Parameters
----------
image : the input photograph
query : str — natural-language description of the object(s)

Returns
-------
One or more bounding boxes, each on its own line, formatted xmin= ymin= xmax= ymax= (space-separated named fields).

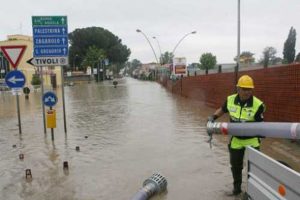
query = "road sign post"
xmin=1 ymin=45 xmax=27 ymax=135
xmin=43 ymin=91 xmax=58 ymax=141
xmin=32 ymin=16 xmax=69 ymax=134
xmin=5 ymin=70 xmax=26 ymax=134
xmin=43 ymin=91 xmax=57 ymax=107
xmin=5 ymin=70 xmax=26 ymax=89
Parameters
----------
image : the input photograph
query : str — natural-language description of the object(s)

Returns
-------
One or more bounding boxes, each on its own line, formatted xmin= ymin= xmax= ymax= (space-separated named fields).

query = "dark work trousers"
xmin=228 ymin=144 xmax=260 ymax=192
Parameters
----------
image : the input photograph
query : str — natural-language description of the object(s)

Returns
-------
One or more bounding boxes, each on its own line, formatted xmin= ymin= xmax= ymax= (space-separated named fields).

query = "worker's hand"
xmin=207 ymin=115 xmax=217 ymax=123
xmin=206 ymin=115 xmax=217 ymax=149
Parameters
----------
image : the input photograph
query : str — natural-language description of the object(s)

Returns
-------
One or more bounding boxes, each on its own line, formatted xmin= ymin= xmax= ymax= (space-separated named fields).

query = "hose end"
xmin=143 ymin=173 xmax=167 ymax=194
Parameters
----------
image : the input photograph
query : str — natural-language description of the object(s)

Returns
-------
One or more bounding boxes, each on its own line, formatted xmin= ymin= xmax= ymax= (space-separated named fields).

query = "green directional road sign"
xmin=32 ymin=16 xmax=67 ymax=26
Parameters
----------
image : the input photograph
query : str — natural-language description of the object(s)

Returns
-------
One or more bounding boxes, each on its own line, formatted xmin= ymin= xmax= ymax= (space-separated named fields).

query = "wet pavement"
xmin=0 ymin=77 xmax=299 ymax=200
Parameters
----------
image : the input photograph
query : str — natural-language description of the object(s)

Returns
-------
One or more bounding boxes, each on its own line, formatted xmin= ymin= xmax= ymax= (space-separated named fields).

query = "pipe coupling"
xmin=206 ymin=121 xmax=222 ymax=136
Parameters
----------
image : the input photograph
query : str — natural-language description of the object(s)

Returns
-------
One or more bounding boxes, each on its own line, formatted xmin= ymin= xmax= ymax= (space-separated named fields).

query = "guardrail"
xmin=247 ymin=147 xmax=300 ymax=200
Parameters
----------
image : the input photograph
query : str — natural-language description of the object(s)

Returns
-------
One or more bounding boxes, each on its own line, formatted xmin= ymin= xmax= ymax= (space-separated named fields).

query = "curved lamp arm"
xmin=152 ymin=36 xmax=162 ymax=63
xmin=136 ymin=29 xmax=159 ymax=64
xmin=172 ymin=31 xmax=196 ymax=55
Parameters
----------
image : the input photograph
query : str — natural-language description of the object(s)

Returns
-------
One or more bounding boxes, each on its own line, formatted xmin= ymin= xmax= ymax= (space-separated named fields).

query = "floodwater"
xmin=0 ymin=77 xmax=299 ymax=200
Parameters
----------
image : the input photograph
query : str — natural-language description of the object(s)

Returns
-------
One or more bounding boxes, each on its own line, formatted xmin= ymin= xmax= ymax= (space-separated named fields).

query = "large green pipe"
xmin=207 ymin=122 xmax=300 ymax=139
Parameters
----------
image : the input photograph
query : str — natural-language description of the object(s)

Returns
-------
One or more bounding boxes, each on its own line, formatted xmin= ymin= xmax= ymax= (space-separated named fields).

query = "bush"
xmin=31 ymin=74 xmax=41 ymax=85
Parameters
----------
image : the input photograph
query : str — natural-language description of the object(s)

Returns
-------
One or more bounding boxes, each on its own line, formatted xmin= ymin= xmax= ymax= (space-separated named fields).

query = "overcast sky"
xmin=1 ymin=0 xmax=300 ymax=64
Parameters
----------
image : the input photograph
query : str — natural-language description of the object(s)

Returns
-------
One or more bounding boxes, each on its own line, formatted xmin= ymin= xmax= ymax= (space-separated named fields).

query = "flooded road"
xmin=0 ymin=77 xmax=299 ymax=200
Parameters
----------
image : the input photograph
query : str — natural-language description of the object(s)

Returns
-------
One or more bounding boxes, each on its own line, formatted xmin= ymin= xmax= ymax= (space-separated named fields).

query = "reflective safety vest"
xmin=227 ymin=94 xmax=263 ymax=149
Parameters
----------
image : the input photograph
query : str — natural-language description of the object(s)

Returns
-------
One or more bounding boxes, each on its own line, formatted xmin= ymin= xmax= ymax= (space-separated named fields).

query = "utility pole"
xmin=235 ymin=0 xmax=241 ymax=87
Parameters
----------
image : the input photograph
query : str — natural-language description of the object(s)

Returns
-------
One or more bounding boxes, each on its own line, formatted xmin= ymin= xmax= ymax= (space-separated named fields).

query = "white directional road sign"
xmin=27 ymin=57 xmax=68 ymax=66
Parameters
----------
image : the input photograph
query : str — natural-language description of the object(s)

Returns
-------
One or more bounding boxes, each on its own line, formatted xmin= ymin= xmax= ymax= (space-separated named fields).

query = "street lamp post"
xmin=152 ymin=36 xmax=162 ymax=64
xmin=172 ymin=31 xmax=196 ymax=55
xmin=136 ymin=29 xmax=159 ymax=64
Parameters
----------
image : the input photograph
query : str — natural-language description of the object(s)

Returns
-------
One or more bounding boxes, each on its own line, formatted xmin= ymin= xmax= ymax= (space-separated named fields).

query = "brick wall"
xmin=159 ymin=64 xmax=300 ymax=122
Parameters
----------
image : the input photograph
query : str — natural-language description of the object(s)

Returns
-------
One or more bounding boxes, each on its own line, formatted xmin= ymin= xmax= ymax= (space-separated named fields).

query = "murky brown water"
xmin=0 ymin=77 xmax=299 ymax=200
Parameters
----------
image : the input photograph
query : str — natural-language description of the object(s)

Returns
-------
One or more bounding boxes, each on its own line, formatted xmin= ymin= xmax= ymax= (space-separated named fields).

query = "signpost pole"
xmin=16 ymin=94 xmax=22 ymax=134
xmin=32 ymin=16 xmax=69 ymax=135
xmin=50 ymin=106 xmax=54 ymax=140
xmin=40 ymin=66 xmax=47 ymax=134
xmin=43 ymin=91 xmax=57 ymax=140
xmin=5 ymin=70 xmax=26 ymax=134
xmin=61 ymin=66 xmax=67 ymax=133
xmin=2 ymin=45 xmax=27 ymax=135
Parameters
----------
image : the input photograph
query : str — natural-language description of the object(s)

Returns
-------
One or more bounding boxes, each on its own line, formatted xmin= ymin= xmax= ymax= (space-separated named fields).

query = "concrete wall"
xmin=158 ymin=63 xmax=300 ymax=122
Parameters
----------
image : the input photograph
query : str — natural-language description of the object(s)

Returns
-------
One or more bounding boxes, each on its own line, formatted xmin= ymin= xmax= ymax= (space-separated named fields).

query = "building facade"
xmin=0 ymin=34 xmax=62 ymax=88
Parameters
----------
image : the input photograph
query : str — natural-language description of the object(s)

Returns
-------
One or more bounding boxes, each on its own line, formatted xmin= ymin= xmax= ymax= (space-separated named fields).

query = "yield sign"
xmin=0 ymin=45 xmax=27 ymax=69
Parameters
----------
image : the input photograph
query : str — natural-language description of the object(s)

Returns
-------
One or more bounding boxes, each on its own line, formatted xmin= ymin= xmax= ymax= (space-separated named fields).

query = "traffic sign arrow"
xmin=43 ymin=91 xmax=58 ymax=107
xmin=27 ymin=57 xmax=68 ymax=66
xmin=26 ymin=58 xmax=35 ymax=66
xmin=32 ymin=16 xmax=67 ymax=26
xmin=7 ymin=76 xmax=25 ymax=84
xmin=45 ymin=96 xmax=56 ymax=103
xmin=5 ymin=70 xmax=26 ymax=89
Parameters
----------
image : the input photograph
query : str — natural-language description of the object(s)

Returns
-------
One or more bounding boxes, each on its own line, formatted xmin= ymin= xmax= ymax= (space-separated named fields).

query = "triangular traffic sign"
xmin=0 ymin=45 xmax=27 ymax=69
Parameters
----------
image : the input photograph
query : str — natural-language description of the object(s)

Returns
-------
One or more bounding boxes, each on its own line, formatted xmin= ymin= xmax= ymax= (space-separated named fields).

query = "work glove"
xmin=207 ymin=115 xmax=218 ymax=123
xmin=207 ymin=115 xmax=218 ymax=149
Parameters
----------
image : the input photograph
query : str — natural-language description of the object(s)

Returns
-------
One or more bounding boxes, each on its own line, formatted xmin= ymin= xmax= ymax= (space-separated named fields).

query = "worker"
xmin=207 ymin=75 xmax=266 ymax=196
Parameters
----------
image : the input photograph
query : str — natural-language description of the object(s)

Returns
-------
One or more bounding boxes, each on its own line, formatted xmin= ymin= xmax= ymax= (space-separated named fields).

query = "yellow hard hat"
xmin=237 ymin=75 xmax=254 ymax=88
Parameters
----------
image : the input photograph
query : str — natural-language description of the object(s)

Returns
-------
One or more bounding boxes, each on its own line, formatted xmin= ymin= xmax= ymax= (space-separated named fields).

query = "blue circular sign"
xmin=5 ymin=70 xmax=26 ymax=89
xmin=43 ymin=91 xmax=58 ymax=107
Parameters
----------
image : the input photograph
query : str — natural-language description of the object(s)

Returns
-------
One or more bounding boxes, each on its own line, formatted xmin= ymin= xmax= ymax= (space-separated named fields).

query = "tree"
xmin=199 ymin=53 xmax=217 ymax=70
xmin=160 ymin=51 xmax=174 ymax=64
xmin=127 ymin=59 xmax=142 ymax=75
xmin=31 ymin=74 xmax=41 ymax=86
xmin=283 ymin=27 xmax=296 ymax=64
xmin=260 ymin=47 xmax=278 ymax=67
xmin=131 ymin=59 xmax=142 ymax=69
xmin=81 ymin=46 xmax=106 ymax=69
xmin=189 ymin=63 xmax=201 ymax=69
xmin=234 ymin=51 xmax=255 ymax=64
xmin=69 ymin=27 xmax=131 ymax=70
xmin=295 ymin=53 xmax=300 ymax=62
